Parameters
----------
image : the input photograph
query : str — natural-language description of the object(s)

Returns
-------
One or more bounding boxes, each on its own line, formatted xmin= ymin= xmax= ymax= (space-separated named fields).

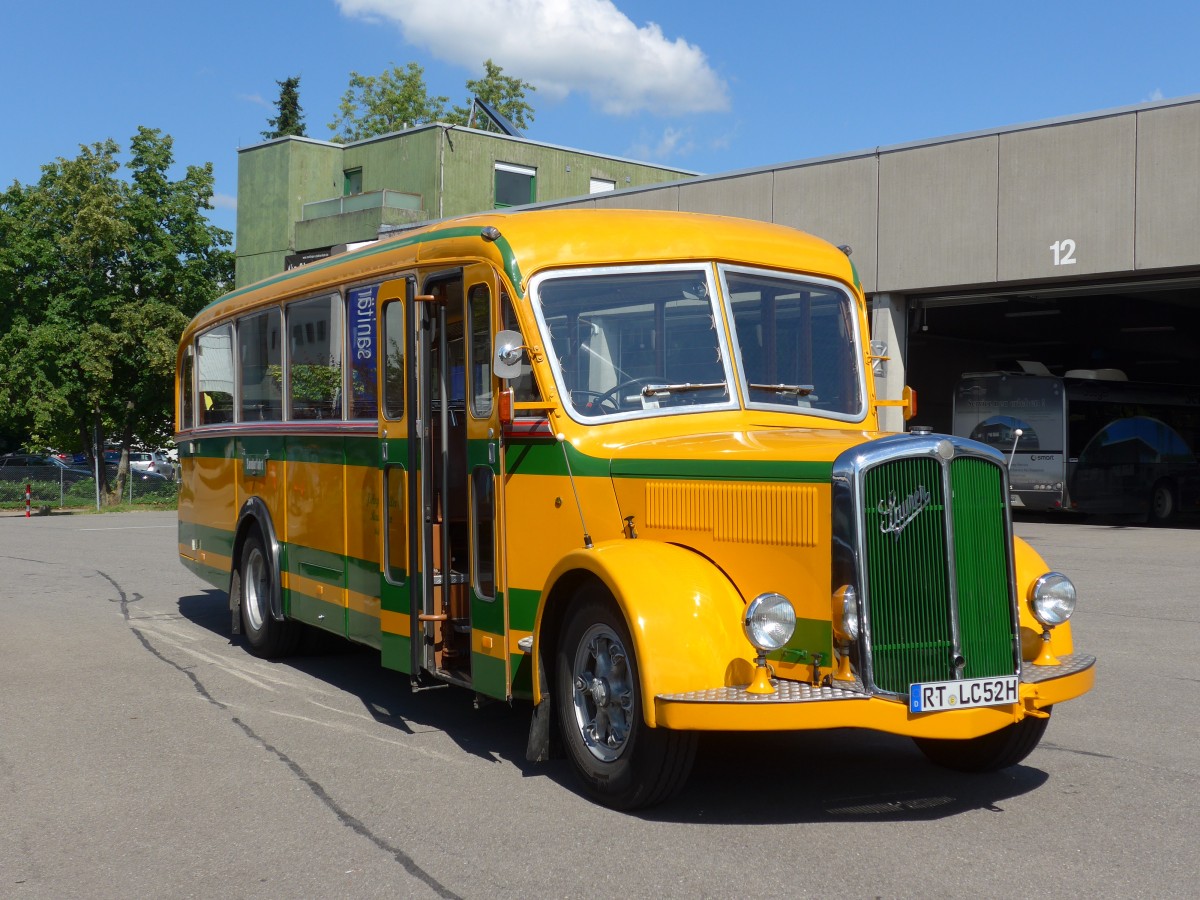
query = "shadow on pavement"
xmin=176 ymin=586 xmax=1054 ymax=823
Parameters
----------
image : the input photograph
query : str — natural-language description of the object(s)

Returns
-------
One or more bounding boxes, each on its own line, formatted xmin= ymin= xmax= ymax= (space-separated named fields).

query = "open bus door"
xmin=376 ymin=268 xmax=508 ymax=696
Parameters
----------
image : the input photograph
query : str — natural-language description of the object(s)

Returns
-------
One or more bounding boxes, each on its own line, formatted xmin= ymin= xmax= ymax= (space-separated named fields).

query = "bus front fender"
xmin=533 ymin=541 xmax=753 ymax=727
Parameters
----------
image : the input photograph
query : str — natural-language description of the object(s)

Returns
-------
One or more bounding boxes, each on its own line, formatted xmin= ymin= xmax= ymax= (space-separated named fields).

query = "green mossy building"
xmin=235 ymin=124 xmax=696 ymax=287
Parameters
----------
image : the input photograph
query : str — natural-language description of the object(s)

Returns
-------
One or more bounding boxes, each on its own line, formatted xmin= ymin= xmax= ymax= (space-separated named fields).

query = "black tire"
xmin=555 ymin=586 xmax=697 ymax=809
xmin=913 ymin=709 xmax=1051 ymax=772
xmin=1148 ymin=479 xmax=1176 ymax=525
xmin=234 ymin=531 xmax=301 ymax=658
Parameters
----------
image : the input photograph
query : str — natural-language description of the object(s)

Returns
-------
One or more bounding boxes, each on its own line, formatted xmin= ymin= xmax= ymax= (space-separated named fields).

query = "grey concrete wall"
xmin=878 ymin=137 xmax=999 ymax=291
xmin=550 ymin=97 xmax=1200 ymax=297
xmin=1135 ymin=102 xmax=1200 ymax=270
xmin=773 ymin=156 xmax=880 ymax=293
xmin=677 ymin=172 xmax=774 ymax=219
xmin=997 ymin=115 xmax=1136 ymax=281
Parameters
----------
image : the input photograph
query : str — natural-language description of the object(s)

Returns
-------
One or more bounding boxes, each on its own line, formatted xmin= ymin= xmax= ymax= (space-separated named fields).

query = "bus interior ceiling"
xmin=904 ymin=278 xmax=1200 ymax=434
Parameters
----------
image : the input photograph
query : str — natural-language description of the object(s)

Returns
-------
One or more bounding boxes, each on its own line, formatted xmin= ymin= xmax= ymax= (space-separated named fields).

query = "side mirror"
xmin=494 ymin=330 xmax=526 ymax=379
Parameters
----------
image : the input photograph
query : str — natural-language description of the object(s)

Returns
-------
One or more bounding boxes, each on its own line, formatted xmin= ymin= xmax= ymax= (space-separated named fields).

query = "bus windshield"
xmin=532 ymin=264 xmax=863 ymax=422
xmin=533 ymin=265 xmax=734 ymax=419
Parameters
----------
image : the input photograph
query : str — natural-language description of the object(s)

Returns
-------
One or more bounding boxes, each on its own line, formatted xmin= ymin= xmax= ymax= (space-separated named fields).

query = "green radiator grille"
xmin=950 ymin=457 xmax=1016 ymax=679
xmin=862 ymin=454 xmax=1015 ymax=695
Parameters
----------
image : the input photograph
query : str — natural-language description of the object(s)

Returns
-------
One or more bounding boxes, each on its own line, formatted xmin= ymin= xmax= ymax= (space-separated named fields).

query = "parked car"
xmin=0 ymin=453 xmax=93 ymax=484
xmin=129 ymin=450 xmax=176 ymax=480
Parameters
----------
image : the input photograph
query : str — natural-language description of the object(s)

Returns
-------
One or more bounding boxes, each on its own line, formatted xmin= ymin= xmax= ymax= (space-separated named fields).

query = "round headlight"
xmin=743 ymin=593 xmax=797 ymax=652
xmin=1029 ymin=572 xmax=1076 ymax=627
xmin=832 ymin=585 xmax=860 ymax=642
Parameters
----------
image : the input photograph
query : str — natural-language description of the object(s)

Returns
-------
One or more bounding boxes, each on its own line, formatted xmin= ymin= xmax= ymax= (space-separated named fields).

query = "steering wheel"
xmin=595 ymin=378 xmax=659 ymax=411
xmin=570 ymin=389 xmax=620 ymax=416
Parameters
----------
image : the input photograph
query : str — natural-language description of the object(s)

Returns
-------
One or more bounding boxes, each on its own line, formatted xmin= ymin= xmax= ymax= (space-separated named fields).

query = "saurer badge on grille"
xmin=877 ymin=485 xmax=932 ymax=539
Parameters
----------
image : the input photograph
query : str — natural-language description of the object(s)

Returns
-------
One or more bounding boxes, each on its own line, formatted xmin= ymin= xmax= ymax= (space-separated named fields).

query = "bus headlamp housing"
xmin=743 ymin=593 xmax=796 ymax=652
xmin=1029 ymin=572 xmax=1077 ymax=627
xmin=832 ymin=585 xmax=860 ymax=642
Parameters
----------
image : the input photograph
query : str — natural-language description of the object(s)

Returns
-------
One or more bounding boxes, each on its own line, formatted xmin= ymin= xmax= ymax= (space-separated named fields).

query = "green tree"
xmin=448 ymin=59 xmax=536 ymax=132
xmin=262 ymin=76 xmax=307 ymax=139
xmin=328 ymin=62 xmax=448 ymax=143
xmin=0 ymin=128 xmax=233 ymax=503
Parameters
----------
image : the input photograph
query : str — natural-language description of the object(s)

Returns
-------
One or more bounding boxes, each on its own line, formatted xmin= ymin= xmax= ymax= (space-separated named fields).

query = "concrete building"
xmin=533 ymin=95 xmax=1200 ymax=432
xmin=234 ymin=124 xmax=696 ymax=288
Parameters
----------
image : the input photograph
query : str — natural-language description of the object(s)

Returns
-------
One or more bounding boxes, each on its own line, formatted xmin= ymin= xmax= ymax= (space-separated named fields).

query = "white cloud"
xmin=210 ymin=193 xmax=238 ymax=210
xmin=334 ymin=0 xmax=730 ymax=116
xmin=629 ymin=125 xmax=695 ymax=162
xmin=238 ymin=93 xmax=271 ymax=109
xmin=1144 ymin=88 xmax=1164 ymax=102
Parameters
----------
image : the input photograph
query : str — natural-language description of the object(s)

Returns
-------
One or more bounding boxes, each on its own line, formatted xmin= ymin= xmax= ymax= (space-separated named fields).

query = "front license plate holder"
xmin=909 ymin=675 xmax=1019 ymax=713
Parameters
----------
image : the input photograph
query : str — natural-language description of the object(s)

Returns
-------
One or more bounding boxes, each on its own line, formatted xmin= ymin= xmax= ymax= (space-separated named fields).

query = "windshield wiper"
xmin=641 ymin=382 xmax=727 ymax=397
xmin=748 ymin=383 xmax=815 ymax=396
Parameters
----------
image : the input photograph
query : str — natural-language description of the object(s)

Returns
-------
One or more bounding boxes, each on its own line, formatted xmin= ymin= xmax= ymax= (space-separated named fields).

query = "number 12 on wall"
xmin=1050 ymin=239 xmax=1077 ymax=266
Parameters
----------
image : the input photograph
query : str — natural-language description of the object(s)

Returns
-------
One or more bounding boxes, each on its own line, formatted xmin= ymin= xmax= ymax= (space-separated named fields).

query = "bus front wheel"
xmin=913 ymin=709 xmax=1051 ymax=772
xmin=555 ymin=587 xmax=696 ymax=809
xmin=234 ymin=531 xmax=300 ymax=658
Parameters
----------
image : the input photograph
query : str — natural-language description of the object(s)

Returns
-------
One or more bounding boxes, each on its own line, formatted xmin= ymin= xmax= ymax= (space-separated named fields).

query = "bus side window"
xmin=468 ymin=284 xmax=492 ymax=418
xmin=501 ymin=291 xmax=542 ymax=402
xmin=382 ymin=300 xmax=405 ymax=420
xmin=288 ymin=294 xmax=343 ymax=420
xmin=238 ymin=308 xmax=282 ymax=421
xmin=179 ymin=344 xmax=195 ymax=430
xmin=197 ymin=324 xmax=234 ymax=425
xmin=348 ymin=285 xmax=379 ymax=419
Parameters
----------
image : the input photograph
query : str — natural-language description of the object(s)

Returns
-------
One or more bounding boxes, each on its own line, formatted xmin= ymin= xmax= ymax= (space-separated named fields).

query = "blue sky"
xmin=3 ymin=0 xmax=1197 ymax=239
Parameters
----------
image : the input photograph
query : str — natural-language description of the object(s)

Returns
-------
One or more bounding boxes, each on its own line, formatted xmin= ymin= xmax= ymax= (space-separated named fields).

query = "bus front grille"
xmin=835 ymin=436 xmax=1020 ymax=698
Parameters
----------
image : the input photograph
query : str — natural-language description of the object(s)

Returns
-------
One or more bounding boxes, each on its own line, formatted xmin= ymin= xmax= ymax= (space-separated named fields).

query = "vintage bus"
xmin=176 ymin=209 xmax=1094 ymax=808
xmin=953 ymin=369 xmax=1200 ymax=523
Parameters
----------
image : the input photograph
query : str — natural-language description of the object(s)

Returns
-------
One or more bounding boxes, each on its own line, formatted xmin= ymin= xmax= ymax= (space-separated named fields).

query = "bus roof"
xmin=186 ymin=209 xmax=858 ymax=338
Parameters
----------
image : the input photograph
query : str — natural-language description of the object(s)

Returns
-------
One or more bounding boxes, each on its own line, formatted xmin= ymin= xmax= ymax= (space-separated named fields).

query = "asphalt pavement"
xmin=0 ymin=509 xmax=1196 ymax=898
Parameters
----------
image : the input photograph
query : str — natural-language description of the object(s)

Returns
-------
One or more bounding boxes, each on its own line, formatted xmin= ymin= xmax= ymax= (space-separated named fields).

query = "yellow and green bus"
xmin=176 ymin=209 xmax=1095 ymax=808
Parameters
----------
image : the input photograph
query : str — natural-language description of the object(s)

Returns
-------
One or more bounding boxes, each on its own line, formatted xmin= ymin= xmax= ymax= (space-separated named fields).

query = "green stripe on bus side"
xmin=503 ymin=440 xmax=609 ymax=477
xmin=508 ymin=587 xmax=540 ymax=633
xmin=186 ymin=431 xmax=831 ymax=483
xmin=472 ymin=654 xmax=507 ymax=700
xmin=180 ymin=554 xmax=229 ymax=592
xmin=504 ymin=440 xmax=833 ymax=483
xmin=611 ymin=457 xmax=833 ymax=483
xmin=285 ymin=587 xmax=345 ymax=632
xmin=347 ymin=607 xmax=381 ymax=650
xmin=510 ymin=653 xmax=534 ymax=699
xmin=473 ymin=593 xmax=506 ymax=635
xmin=190 ymin=521 xmax=237 ymax=558
xmin=381 ymin=632 xmax=413 ymax=674
xmin=183 ymin=432 xmax=379 ymax=462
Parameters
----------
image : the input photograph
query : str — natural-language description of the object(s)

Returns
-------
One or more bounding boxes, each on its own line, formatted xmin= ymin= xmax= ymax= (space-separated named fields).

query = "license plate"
xmin=909 ymin=675 xmax=1019 ymax=713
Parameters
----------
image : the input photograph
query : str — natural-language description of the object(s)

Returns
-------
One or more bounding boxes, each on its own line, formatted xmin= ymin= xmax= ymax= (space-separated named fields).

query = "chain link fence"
xmin=0 ymin=465 xmax=178 ymax=510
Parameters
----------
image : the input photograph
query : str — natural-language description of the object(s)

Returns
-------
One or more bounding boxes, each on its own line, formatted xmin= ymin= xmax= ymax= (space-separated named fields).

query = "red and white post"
xmin=25 ymin=483 xmax=31 ymax=518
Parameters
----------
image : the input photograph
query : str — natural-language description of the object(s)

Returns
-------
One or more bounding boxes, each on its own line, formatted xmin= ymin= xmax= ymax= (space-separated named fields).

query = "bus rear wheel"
xmin=235 ymin=531 xmax=300 ymax=658
xmin=555 ymin=588 xmax=696 ymax=809
xmin=1149 ymin=479 xmax=1176 ymax=525
xmin=913 ymin=709 xmax=1051 ymax=772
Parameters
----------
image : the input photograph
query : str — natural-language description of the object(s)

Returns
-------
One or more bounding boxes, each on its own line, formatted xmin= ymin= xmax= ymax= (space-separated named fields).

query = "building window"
xmin=344 ymin=168 xmax=363 ymax=196
xmin=494 ymin=162 xmax=536 ymax=208
xmin=589 ymin=178 xmax=616 ymax=194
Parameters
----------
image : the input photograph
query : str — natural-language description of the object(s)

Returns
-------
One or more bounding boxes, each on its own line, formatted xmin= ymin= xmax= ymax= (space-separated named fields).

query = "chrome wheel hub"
xmin=570 ymin=625 xmax=635 ymax=763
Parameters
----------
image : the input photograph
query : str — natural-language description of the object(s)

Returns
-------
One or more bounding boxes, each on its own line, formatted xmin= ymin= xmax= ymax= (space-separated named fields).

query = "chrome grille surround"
xmin=832 ymin=433 xmax=1023 ymax=700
